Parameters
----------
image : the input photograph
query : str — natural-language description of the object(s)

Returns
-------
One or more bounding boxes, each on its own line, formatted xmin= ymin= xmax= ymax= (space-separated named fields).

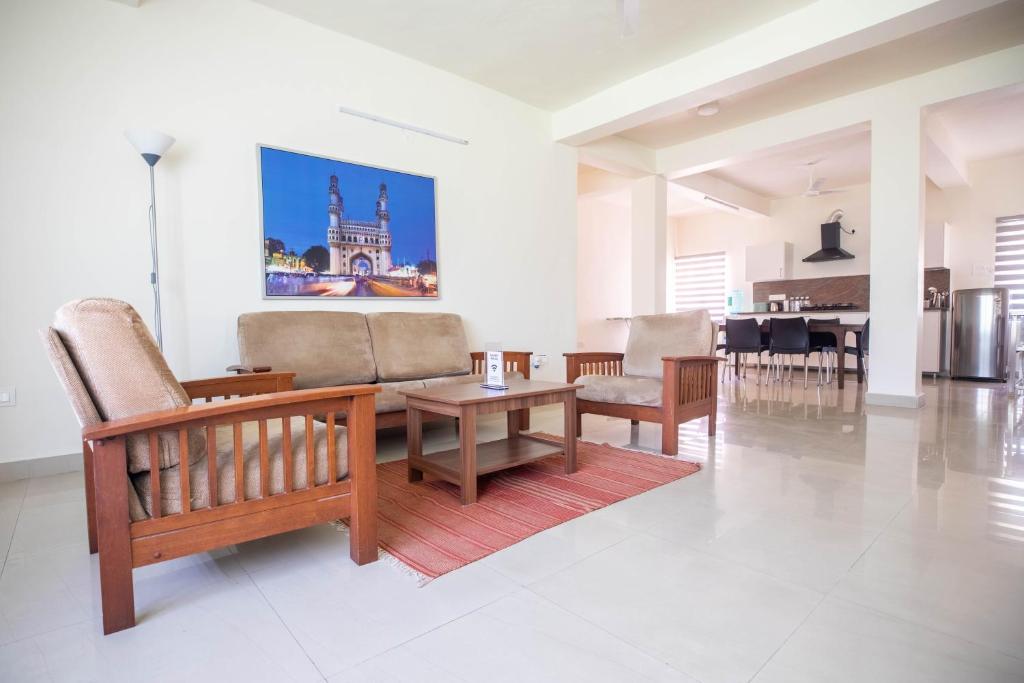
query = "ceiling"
xmin=689 ymin=85 xmax=1024 ymax=200
xmin=707 ymin=130 xmax=871 ymax=200
xmin=616 ymin=0 xmax=1024 ymax=149
xmin=252 ymin=0 xmax=813 ymax=110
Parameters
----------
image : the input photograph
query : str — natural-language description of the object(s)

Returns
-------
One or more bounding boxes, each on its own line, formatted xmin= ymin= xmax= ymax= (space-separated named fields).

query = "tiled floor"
xmin=1 ymin=377 xmax=1022 ymax=682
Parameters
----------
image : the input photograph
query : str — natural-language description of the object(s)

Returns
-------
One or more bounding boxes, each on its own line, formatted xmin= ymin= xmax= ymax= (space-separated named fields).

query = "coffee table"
xmin=400 ymin=379 xmax=581 ymax=504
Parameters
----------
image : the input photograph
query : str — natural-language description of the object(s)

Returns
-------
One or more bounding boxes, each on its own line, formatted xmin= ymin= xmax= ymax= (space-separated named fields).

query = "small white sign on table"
xmin=480 ymin=342 xmax=508 ymax=390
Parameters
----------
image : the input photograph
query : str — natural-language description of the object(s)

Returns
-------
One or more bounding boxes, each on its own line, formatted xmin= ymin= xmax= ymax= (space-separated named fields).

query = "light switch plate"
xmin=0 ymin=387 xmax=15 ymax=407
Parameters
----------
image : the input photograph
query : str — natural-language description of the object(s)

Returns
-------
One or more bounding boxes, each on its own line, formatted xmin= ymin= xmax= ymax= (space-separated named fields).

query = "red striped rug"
xmin=368 ymin=434 xmax=701 ymax=580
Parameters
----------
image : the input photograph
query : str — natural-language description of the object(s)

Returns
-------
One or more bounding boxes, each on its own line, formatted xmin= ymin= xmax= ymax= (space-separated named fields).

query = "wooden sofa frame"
xmin=230 ymin=350 xmax=533 ymax=431
xmin=564 ymin=353 xmax=724 ymax=455
xmin=81 ymin=371 xmax=380 ymax=635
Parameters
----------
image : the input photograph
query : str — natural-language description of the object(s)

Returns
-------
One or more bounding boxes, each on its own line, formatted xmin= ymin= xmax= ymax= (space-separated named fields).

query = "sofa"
xmin=230 ymin=311 xmax=532 ymax=429
xmin=564 ymin=310 xmax=724 ymax=455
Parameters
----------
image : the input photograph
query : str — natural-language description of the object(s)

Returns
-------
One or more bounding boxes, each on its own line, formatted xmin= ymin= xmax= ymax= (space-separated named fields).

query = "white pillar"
xmin=866 ymin=105 xmax=925 ymax=407
xmin=630 ymin=175 xmax=668 ymax=316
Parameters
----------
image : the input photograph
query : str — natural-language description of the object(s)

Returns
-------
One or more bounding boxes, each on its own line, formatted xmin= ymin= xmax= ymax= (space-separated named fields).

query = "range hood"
xmin=802 ymin=221 xmax=854 ymax=262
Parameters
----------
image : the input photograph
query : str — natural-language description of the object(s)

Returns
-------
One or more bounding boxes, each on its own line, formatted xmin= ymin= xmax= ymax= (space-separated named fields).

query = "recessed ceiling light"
xmin=696 ymin=101 xmax=720 ymax=117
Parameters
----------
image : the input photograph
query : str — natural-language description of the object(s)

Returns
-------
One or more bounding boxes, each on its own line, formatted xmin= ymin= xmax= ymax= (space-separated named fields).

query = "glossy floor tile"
xmin=0 ymin=377 xmax=1022 ymax=682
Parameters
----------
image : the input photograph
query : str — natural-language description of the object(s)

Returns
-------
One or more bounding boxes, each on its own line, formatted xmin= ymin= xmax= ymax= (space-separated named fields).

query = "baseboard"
xmin=864 ymin=392 xmax=926 ymax=408
xmin=0 ymin=452 xmax=82 ymax=483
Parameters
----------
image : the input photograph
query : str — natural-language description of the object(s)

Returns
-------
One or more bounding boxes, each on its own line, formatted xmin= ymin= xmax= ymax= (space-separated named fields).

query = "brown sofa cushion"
xmin=41 ymin=326 xmax=150 ymax=520
xmin=133 ymin=418 xmax=347 ymax=517
xmin=237 ymin=311 xmax=377 ymax=389
xmin=574 ymin=374 xmax=663 ymax=407
xmin=622 ymin=310 xmax=716 ymax=378
xmin=52 ymin=299 xmax=204 ymax=474
xmin=366 ymin=313 xmax=472 ymax=381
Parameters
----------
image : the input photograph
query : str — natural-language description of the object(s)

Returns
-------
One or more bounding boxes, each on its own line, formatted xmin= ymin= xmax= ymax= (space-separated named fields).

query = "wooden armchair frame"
xmin=81 ymin=371 xmax=381 ymax=635
xmin=230 ymin=350 xmax=533 ymax=431
xmin=564 ymin=352 xmax=724 ymax=455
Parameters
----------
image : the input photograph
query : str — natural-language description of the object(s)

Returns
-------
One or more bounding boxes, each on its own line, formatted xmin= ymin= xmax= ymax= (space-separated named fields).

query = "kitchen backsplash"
xmin=751 ymin=268 xmax=950 ymax=310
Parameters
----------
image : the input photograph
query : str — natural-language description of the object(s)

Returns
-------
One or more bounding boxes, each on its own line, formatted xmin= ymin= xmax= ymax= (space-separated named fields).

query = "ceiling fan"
xmin=800 ymin=160 xmax=844 ymax=197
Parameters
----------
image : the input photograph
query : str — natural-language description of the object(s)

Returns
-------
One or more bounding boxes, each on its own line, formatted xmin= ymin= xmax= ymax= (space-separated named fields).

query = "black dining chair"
xmin=768 ymin=317 xmax=811 ymax=386
xmin=809 ymin=317 xmax=840 ymax=385
xmin=845 ymin=318 xmax=870 ymax=378
xmin=722 ymin=318 xmax=769 ymax=384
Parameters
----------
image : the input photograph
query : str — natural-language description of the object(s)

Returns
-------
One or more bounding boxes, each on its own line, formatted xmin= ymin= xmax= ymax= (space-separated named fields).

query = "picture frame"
xmin=257 ymin=144 xmax=439 ymax=299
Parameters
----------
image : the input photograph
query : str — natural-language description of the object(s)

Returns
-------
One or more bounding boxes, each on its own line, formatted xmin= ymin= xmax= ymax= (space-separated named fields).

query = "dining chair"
xmin=808 ymin=317 xmax=840 ymax=385
xmin=722 ymin=318 xmax=769 ymax=384
xmin=768 ymin=317 xmax=811 ymax=387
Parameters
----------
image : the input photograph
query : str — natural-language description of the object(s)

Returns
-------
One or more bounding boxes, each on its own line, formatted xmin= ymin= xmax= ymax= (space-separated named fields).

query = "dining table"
xmin=717 ymin=319 xmax=866 ymax=389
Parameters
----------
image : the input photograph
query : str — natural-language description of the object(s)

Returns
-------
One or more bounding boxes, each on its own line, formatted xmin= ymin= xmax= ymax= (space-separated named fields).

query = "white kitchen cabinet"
xmin=924 ymin=221 xmax=949 ymax=268
xmin=921 ymin=309 xmax=947 ymax=374
xmin=745 ymin=242 xmax=792 ymax=282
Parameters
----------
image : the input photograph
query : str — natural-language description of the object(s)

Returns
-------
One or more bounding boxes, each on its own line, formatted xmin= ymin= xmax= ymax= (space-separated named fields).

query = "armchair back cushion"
xmin=52 ymin=298 xmax=204 ymax=473
xmin=366 ymin=312 xmax=472 ymax=381
xmin=623 ymin=310 xmax=716 ymax=378
xmin=237 ymin=311 xmax=377 ymax=389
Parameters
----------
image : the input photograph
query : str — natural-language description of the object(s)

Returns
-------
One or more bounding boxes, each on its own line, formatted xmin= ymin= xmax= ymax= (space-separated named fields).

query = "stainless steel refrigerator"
xmin=951 ymin=288 xmax=1009 ymax=381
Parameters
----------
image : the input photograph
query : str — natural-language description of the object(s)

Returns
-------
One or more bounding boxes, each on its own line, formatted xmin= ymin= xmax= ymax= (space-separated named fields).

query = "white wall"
xmin=0 ymin=0 xmax=577 ymax=464
xmin=672 ymin=184 xmax=871 ymax=306
xmin=944 ymin=153 xmax=1024 ymax=292
xmin=576 ymin=195 xmax=631 ymax=352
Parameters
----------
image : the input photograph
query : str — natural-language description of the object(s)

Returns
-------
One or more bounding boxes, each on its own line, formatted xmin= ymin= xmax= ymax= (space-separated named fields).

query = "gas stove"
xmin=799 ymin=303 xmax=859 ymax=312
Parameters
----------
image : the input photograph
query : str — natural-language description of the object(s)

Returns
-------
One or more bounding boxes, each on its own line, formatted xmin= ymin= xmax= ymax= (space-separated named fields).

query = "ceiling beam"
xmin=552 ymin=0 xmax=1004 ymax=146
xmin=655 ymin=44 xmax=1024 ymax=180
xmin=670 ymin=174 xmax=771 ymax=218
xmin=924 ymin=116 xmax=970 ymax=187
xmin=577 ymin=137 xmax=655 ymax=179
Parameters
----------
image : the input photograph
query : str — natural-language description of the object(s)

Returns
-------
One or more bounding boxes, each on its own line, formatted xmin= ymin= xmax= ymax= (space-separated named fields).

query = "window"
xmin=674 ymin=251 xmax=727 ymax=321
xmin=995 ymin=215 xmax=1024 ymax=314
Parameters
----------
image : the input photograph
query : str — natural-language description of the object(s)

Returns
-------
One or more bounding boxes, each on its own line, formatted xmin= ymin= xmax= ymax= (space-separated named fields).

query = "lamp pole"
xmin=147 ymin=163 xmax=163 ymax=349
xmin=125 ymin=128 xmax=175 ymax=351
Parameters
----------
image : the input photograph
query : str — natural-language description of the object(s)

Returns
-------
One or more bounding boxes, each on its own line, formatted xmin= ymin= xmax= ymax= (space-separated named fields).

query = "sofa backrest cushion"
xmin=237 ymin=311 xmax=377 ymax=389
xmin=623 ymin=310 xmax=716 ymax=378
xmin=41 ymin=327 xmax=103 ymax=428
xmin=365 ymin=312 xmax=472 ymax=381
xmin=52 ymin=298 xmax=204 ymax=473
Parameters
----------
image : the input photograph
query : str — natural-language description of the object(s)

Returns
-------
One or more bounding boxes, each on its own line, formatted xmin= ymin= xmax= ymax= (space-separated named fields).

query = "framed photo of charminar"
xmin=257 ymin=145 xmax=439 ymax=298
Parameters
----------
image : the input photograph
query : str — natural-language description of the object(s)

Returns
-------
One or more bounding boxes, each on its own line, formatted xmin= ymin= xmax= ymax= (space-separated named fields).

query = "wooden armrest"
xmin=226 ymin=364 xmax=272 ymax=374
xmin=562 ymin=352 xmax=625 ymax=361
xmin=182 ymin=372 xmax=297 ymax=400
xmin=83 ymin=384 xmax=382 ymax=441
xmin=661 ymin=355 xmax=727 ymax=363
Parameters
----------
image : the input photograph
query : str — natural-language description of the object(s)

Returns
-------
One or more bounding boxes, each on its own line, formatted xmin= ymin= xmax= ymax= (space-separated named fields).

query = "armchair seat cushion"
xmin=133 ymin=418 xmax=348 ymax=518
xmin=574 ymin=374 xmax=663 ymax=408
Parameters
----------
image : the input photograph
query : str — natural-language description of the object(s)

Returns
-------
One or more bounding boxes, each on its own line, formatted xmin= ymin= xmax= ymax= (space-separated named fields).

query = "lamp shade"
xmin=125 ymin=128 xmax=175 ymax=166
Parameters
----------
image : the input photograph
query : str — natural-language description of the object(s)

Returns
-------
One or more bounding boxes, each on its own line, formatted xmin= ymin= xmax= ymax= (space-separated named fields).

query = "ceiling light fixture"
xmin=704 ymin=195 xmax=739 ymax=212
xmin=338 ymin=105 xmax=469 ymax=145
xmin=696 ymin=101 xmax=720 ymax=117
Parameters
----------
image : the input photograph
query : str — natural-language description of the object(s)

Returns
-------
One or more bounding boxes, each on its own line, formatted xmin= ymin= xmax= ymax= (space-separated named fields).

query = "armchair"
xmin=42 ymin=299 xmax=380 ymax=635
xmin=565 ymin=311 xmax=724 ymax=456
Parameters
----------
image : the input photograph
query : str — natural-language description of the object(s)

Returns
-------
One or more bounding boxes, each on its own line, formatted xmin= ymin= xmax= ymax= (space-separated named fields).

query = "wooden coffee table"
xmin=400 ymin=379 xmax=581 ymax=504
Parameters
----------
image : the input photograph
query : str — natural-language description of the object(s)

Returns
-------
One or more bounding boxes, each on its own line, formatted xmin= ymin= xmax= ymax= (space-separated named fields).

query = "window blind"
xmin=995 ymin=215 xmax=1024 ymax=314
xmin=674 ymin=251 xmax=727 ymax=321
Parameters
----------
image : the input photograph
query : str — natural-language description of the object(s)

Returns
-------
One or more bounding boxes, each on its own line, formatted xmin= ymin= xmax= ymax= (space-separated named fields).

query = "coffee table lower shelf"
xmin=408 ymin=435 xmax=562 ymax=484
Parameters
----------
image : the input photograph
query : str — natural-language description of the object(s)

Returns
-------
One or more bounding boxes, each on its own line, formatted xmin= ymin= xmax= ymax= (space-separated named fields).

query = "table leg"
xmin=407 ymin=406 xmax=423 ymax=482
xmin=459 ymin=408 xmax=477 ymax=505
xmin=835 ymin=327 xmax=846 ymax=389
xmin=564 ymin=393 xmax=577 ymax=474
xmin=506 ymin=409 xmax=521 ymax=439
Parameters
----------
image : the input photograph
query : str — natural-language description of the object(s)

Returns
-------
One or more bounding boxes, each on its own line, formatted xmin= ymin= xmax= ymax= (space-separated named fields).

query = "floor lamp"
xmin=125 ymin=128 xmax=175 ymax=351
